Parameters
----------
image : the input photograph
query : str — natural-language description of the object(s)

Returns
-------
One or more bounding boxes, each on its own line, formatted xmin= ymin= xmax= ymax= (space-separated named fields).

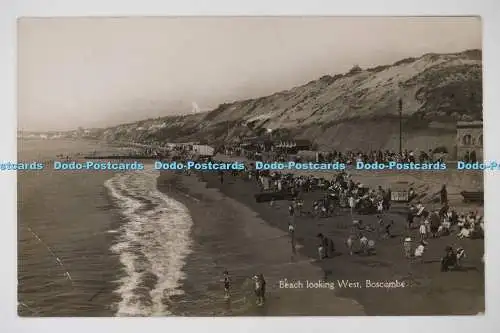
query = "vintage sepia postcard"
xmin=17 ymin=16 xmax=484 ymax=317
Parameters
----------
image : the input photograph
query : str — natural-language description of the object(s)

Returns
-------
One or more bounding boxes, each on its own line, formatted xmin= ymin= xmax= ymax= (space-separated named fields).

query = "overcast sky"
xmin=18 ymin=16 xmax=481 ymax=131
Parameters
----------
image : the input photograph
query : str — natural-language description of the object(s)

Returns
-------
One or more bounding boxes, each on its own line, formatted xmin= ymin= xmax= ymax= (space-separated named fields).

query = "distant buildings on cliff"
xmin=17 ymin=127 xmax=100 ymax=140
xmin=18 ymin=119 xmax=484 ymax=163
xmin=456 ymin=120 xmax=483 ymax=161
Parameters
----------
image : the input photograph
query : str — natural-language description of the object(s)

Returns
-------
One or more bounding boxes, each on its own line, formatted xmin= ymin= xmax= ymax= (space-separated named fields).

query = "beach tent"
xmin=192 ymin=144 xmax=215 ymax=157
xmin=390 ymin=181 xmax=409 ymax=202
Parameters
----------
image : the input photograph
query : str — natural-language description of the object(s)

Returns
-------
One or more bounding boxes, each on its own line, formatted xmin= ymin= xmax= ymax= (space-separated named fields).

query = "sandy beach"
xmin=157 ymin=171 xmax=365 ymax=316
xmin=158 ymin=169 xmax=484 ymax=316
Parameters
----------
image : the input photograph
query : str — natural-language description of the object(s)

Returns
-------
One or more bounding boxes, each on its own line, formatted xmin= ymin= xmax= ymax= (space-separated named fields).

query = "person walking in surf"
xmin=259 ymin=273 xmax=266 ymax=304
xmin=221 ymin=270 xmax=231 ymax=299
xmin=252 ymin=273 xmax=266 ymax=306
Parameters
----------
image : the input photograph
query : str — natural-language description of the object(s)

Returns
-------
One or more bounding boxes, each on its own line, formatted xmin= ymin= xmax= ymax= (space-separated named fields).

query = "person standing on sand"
xmin=407 ymin=208 xmax=414 ymax=230
xmin=346 ymin=235 xmax=354 ymax=255
xmin=440 ymin=185 xmax=448 ymax=205
xmin=425 ymin=216 xmax=431 ymax=236
xmin=259 ymin=273 xmax=266 ymax=304
xmin=288 ymin=221 xmax=296 ymax=253
xmin=328 ymin=238 xmax=335 ymax=257
xmin=456 ymin=247 xmax=466 ymax=267
xmin=317 ymin=234 xmax=325 ymax=260
xmin=377 ymin=216 xmax=384 ymax=239
xmin=288 ymin=221 xmax=295 ymax=235
xmin=252 ymin=274 xmax=266 ymax=306
xmin=384 ymin=220 xmax=394 ymax=238
xmin=416 ymin=202 xmax=425 ymax=222
xmin=359 ymin=234 xmax=368 ymax=255
xmin=367 ymin=239 xmax=376 ymax=255
xmin=349 ymin=196 xmax=355 ymax=216
xmin=439 ymin=203 xmax=449 ymax=220
xmin=419 ymin=222 xmax=427 ymax=241
xmin=322 ymin=235 xmax=330 ymax=258
xmin=297 ymin=199 xmax=303 ymax=216
xmin=259 ymin=274 xmax=266 ymax=304
xmin=377 ymin=200 xmax=384 ymax=214
xmin=403 ymin=237 xmax=412 ymax=258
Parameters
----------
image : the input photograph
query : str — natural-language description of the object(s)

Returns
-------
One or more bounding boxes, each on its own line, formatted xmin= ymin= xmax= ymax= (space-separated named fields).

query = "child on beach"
xmin=297 ymin=199 xmax=303 ymax=216
xmin=322 ymin=236 xmax=330 ymax=258
xmin=384 ymin=220 xmax=394 ymax=238
xmin=367 ymin=239 xmax=376 ymax=255
xmin=377 ymin=216 xmax=384 ymax=238
xmin=456 ymin=247 xmax=466 ymax=267
xmin=329 ymin=238 xmax=335 ymax=257
xmin=414 ymin=241 xmax=426 ymax=263
xmin=416 ymin=203 xmax=425 ymax=218
xmin=318 ymin=244 xmax=324 ymax=260
xmin=359 ymin=234 xmax=368 ymax=255
xmin=377 ymin=200 xmax=384 ymax=214
xmin=419 ymin=222 xmax=427 ymax=241
xmin=403 ymin=237 xmax=412 ymax=258
xmin=317 ymin=233 xmax=325 ymax=260
xmin=349 ymin=196 xmax=355 ymax=216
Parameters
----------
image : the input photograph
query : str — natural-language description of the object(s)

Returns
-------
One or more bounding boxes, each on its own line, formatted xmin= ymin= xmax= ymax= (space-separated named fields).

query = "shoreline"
xmin=159 ymin=169 xmax=484 ymax=316
xmin=156 ymin=171 xmax=365 ymax=316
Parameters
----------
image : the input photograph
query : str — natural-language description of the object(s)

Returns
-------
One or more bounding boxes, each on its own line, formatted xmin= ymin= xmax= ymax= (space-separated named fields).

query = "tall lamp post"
xmin=398 ymin=98 xmax=403 ymax=155
xmin=267 ymin=128 xmax=273 ymax=157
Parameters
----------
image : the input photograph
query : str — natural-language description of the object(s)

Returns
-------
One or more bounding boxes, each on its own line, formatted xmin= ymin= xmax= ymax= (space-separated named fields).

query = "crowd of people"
xmin=253 ymin=169 xmax=391 ymax=218
xmin=202 ymin=146 xmax=483 ymax=303
xmin=315 ymin=148 xmax=446 ymax=164
xmin=238 ymin=161 xmax=483 ymax=273
xmin=222 ymin=144 xmax=448 ymax=165
xmin=242 ymin=168 xmax=393 ymax=260
xmin=405 ymin=197 xmax=484 ymax=270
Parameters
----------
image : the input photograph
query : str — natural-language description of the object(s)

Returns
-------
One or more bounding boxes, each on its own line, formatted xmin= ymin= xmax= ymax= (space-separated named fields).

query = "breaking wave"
xmin=104 ymin=170 xmax=193 ymax=316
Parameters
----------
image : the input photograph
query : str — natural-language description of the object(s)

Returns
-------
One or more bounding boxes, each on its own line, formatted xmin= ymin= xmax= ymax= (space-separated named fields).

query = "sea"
xmin=17 ymin=138 xmax=363 ymax=317
xmin=17 ymin=139 xmax=194 ymax=317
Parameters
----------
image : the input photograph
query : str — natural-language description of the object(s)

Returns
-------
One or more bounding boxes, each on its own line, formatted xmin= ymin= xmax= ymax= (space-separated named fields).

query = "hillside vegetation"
xmin=102 ymin=49 xmax=482 ymax=151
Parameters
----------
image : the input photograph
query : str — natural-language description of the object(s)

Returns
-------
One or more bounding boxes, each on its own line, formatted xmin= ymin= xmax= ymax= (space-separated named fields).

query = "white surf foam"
xmin=104 ymin=170 xmax=193 ymax=316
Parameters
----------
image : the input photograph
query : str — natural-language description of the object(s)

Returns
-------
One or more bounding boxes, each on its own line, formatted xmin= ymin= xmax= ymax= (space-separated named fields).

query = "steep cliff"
xmin=103 ymin=49 xmax=482 ymax=151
